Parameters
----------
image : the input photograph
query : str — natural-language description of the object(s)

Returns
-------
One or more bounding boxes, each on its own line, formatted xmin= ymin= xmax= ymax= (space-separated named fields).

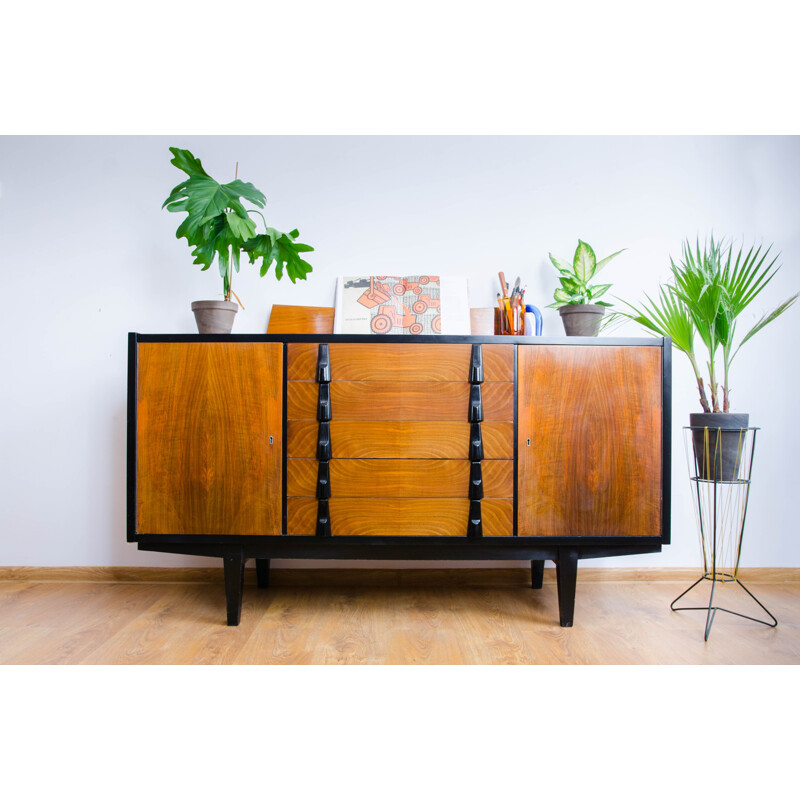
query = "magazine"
xmin=333 ymin=274 xmax=470 ymax=335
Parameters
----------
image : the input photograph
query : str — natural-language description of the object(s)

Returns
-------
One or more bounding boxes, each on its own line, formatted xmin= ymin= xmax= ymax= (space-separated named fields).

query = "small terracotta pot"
xmin=558 ymin=304 xmax=606 ymax=336
xmin=191 ymin=300 xmax=238 ymax=334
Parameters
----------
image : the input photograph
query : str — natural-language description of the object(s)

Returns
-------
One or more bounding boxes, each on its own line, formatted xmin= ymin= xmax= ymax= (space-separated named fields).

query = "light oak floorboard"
xmin=0 ymin=570 xmax=798 ymax=665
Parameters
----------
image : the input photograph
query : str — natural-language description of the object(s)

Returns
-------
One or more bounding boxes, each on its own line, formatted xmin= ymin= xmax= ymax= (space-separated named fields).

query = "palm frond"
xmin=732 ymin=292 xmax=799 ymax=360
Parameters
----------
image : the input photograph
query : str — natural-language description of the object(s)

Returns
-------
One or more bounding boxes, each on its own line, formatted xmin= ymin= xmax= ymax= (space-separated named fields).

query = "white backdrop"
xmin=0 ymin=135 xmax=798 ymax=569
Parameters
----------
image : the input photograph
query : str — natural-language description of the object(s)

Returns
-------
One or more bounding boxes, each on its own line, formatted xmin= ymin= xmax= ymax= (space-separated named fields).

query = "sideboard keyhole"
xmin=269 ymin=436 xmax=274 ymax=445
xmin=527 ymin=438 xmax=531 ymax=446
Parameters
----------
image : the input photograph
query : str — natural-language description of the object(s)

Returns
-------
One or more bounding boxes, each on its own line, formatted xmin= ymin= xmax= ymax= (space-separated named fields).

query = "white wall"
xmin=0 ymin=135 xmax=798 ymax=569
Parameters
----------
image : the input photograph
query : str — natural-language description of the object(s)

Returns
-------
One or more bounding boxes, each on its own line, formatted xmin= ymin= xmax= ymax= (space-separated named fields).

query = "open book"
xmin=333 ymin=275 xmax=471 ymax=335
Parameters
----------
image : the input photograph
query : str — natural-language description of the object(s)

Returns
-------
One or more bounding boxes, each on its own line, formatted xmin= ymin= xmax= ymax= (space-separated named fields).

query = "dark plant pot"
xmin=559 ymin=304 xmax=606 ymax=336
xmin=689 ymin=412 xmax=750 ymax=482
xmin=191 ymin=300 xmax=238 ymax=334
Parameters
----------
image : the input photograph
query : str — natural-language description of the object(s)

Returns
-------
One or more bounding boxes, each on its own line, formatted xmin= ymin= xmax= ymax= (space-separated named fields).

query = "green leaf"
xmin=594 ymin=249 xmax=626 ymax=274
xmin=733 ymin=292 xmax=799 ymax=358
xmin=552 ymin=288 xmax=572 ymax=304
xmin=559 ymin=276 xmax=582 ymax=293
xmin=615 ymin=287 xmax=696 ymax=356
xmin=243 ymin=229 xmax=315 ymax=284
xmin=223 ymin=179 xmax=266 ymax=209
xmin=589 ymin=283 xmax=612 ymax=300
xmin=168 ymin=147 xmax=210 ymax=178
xmin=574 ymin=240 xmax=597 ymax=282
xmin=549 ymin=253 xmax=573 ymax=273
xmin=225 ymin=210 xmax=257 ymax=242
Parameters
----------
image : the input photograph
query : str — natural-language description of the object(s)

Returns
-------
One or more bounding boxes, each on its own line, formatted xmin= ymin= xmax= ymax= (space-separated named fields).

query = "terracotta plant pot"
xmin=191 ymin=300 xmax=238 ymax=334
xmin=689 ymin=412 xmax=750 ymax=482
xmin=558 ymin=304 xmax=606 ymax=336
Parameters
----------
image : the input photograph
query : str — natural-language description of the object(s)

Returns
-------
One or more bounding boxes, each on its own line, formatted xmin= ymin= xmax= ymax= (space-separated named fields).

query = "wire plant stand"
xmin=671 ymin=426 xmax=777 ymax=641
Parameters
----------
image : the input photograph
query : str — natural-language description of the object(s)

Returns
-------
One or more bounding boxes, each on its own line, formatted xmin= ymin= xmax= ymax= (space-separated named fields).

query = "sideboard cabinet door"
xmin=136 ymin=342 xmax=283 ymax=536
xmin=518 ymin=345 xmax=662 ymax=537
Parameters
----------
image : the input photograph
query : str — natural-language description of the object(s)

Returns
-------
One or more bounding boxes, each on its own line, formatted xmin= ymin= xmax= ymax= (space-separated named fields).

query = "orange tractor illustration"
xmin=357 ymin=276 xmax=441 ymax=334
xmin=370 ymin=302 xmax=423 ymax=334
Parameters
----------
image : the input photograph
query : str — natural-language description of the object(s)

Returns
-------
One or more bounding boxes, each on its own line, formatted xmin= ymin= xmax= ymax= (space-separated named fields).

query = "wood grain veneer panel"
xmin=287 ymin=498 xmax=513 ymax=536
xmin=137 ymin=342 xmax=283 ymax=535
xmin=289 ymin=343 xmax=471 ymax=381
xmin=287 ymin=458 xmax=513 ymax=498
xmin=288 ymin=342 xmax=514 ymax=382
xmin=288 ymin=380 xmax=512 ymax=420
xmin=483 ymin=345 xmax=514 ymax=381
xmin=287 ymin=420 xmax=514 ymax=459
xmin=517 ymin=345 xmax=662 ymax=537
xmin=268 ymin=305 xmax=334 ymax=334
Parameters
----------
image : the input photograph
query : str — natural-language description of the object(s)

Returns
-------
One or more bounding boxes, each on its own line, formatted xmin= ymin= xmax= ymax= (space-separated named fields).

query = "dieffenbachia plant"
xmin=547 ymin=239 xmax=625 ymax=308
xmin=162 ymin=147 xmax=313 ymax=303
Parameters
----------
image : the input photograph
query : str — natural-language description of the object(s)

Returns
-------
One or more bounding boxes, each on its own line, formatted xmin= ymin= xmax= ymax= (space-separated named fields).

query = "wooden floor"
xmin=1 ymin=568 xmax=798 ymax=664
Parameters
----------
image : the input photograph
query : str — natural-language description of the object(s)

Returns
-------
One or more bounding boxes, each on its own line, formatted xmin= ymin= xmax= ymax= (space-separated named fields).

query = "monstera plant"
xmin=163 ymin=146 xmax=314 ymax=332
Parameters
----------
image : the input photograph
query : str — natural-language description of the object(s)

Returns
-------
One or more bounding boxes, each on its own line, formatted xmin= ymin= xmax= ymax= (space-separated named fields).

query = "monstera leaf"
xmin=243 ymin=227 xmax=314 ymax=283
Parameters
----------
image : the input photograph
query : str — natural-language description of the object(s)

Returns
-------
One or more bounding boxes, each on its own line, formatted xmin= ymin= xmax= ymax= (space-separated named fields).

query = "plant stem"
xmin=687 ymin=352 xmax=711 ymax=413
xmin=707 ymin=358 xmax=720 ymax=413
xmin=721 ymin=344 xmax=731 ymax=412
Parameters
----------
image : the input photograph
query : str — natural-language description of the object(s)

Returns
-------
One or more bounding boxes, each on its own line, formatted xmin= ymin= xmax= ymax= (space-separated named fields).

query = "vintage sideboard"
xmin=127 ymin=326 xmax=671 ymax=627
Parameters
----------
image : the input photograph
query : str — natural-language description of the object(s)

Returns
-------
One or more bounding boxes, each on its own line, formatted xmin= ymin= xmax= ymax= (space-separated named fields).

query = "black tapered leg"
xmin=531 ymin=560 xmax=544 ymax=590
xmin=256 ymin=558 xmax=271 ymax=589
xmin=223 ymin=550 xmax=246 ymax=626
xmin=554 ymin=547 xmax=579 ymax=627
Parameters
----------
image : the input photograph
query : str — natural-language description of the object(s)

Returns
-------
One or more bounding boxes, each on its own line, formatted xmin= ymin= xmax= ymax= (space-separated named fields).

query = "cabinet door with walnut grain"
xmin=136 ymin=342 xmax=283 ymax=536
xmin=517 ymin=345 xmax=662 ymax=537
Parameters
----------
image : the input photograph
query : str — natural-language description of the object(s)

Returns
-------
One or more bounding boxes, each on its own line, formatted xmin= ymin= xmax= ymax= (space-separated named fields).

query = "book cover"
xmin=333 ymin=274 xmax=470 ymax=335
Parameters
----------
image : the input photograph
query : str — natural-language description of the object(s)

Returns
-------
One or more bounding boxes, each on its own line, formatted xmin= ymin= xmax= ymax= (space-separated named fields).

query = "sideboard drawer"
xmin=287 ymin=380 xmax=512 ymax=421
xmin=288 ymin=342 xmax=513 ymax=382
xmin=287 ymin=420 xmax=514 ymax=460
xmin=287 ymin=497 xmax=513 ymax=536
xmin=287 ymin=458 xmax=513 ymax=498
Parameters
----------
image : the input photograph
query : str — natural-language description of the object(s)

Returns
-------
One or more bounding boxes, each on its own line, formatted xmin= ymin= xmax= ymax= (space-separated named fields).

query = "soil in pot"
xmin=689 ymin=412 xmax=750 ymax=482
xmin=559 ymin=304 xmax=605 ymax=336
xmin=191 ymin=300 xmax=238 ymax=334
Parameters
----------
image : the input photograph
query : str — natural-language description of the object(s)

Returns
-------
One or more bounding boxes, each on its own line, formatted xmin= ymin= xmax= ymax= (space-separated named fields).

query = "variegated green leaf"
xmin=549 ymin=253 xmax=572 ymax=273
xmin=594 ymin=249 xmax=626 ymax=274
xmin=574 ymin=240 xmax=597 ymax=282
xmin=589 ymin=283 xmax=612 ymax=299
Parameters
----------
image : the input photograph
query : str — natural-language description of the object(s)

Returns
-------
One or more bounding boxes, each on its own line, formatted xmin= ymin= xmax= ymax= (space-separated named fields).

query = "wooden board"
xmin=137 ymin=342 xmax=283 ymax=535
xmin=287 ymin=343 xmax=513 ymax=382
xmin=287 ymin=498 xmax=513 ymax=536
xmin=267 ymin=304 xmax=334 ymax=334
xmin=287 ymin=380 xmax=513 ymax=420
xmin=517 ymin=345 xmax=662 ymax=537
xmin=287 ymin=420 xmax=514 ymax=459
xmin=287 ymin=458 xmax=513 ymax=498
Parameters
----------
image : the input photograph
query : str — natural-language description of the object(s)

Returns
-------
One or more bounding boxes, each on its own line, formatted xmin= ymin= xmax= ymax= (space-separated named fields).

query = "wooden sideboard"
xmin=128 ymin=331 xmax=671 ymax=626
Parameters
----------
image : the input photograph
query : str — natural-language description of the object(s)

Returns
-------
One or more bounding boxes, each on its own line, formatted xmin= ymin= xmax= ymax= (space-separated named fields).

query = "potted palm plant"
xmin=163 ymin=146 xmax=314 ymax=333
xmin=547 ymin=240 xmax=625 ymax=335
xmin=614 ymin=236 xmax=798 ymax=479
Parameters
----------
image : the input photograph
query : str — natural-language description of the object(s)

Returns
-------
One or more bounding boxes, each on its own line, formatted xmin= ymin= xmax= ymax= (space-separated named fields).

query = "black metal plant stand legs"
xmin=670 ymin=572 xmax=777 ymax=642
xmin=671 ymin=426 xmax=777 ymax=641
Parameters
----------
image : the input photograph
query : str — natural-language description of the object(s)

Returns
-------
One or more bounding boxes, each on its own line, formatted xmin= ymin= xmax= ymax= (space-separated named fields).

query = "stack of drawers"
xmin=286 ymin=343 xmax=514 ymax=536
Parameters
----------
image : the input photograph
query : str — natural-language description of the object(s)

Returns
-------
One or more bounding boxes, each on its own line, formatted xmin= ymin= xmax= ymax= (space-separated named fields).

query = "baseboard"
xmin=1 ymin=566 xmax=798 ymax=586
